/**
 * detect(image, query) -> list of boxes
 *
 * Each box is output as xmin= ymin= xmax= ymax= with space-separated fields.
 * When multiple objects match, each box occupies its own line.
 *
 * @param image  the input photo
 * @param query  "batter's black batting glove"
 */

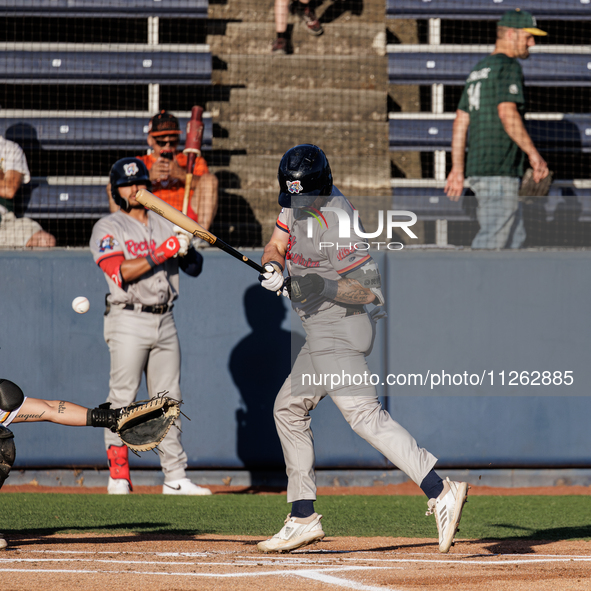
xmin=87 ymin=402 xmax=122 ymax=433
xmin=285 ymin=273 xmax=328 ymax=303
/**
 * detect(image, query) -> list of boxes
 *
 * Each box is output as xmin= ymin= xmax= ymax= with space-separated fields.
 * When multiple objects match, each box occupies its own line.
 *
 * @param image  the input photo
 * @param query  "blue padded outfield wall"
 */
xmin=1 ymin=249 xmax=590 ymax=470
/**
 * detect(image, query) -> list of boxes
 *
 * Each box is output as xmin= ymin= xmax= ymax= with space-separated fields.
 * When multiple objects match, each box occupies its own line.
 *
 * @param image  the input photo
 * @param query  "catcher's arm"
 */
xmin=12 ymin=397 xmax=121 ymax=430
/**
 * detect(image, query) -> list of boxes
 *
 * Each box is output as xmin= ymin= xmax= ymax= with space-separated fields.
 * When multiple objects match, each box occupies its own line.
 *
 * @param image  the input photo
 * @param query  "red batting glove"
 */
xmin=147 ymin=236 xmax=180 ymax=268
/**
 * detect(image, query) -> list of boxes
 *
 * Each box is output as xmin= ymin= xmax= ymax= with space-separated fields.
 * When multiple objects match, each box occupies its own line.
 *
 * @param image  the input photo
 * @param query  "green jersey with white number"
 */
xmin=458 ymin=53 xmax=526 ymax=177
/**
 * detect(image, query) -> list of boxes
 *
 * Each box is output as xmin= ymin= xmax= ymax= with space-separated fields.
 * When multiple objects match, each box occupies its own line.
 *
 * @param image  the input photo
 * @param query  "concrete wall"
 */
xmin=1 ymin=249 xmax=589 ymax=470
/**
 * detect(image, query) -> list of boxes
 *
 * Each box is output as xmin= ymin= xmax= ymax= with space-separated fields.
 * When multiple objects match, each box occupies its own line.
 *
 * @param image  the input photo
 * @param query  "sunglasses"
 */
xmin=154 ymin=138 xmax=180 ymax=147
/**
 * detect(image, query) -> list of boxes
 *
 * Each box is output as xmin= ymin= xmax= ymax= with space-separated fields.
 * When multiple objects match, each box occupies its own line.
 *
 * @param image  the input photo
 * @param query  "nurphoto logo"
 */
xmin=307 ymin=208 xmax=418 ymax=251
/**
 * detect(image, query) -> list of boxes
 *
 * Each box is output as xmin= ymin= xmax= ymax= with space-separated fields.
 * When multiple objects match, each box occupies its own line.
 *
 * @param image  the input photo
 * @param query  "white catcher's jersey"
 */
xmin=0 ymin=397 xmax=27 ymax=427
xmin=90 ymin=210 xmax=179 ymax=307
xmin=276 ymin=186 xmax=382 ymax=318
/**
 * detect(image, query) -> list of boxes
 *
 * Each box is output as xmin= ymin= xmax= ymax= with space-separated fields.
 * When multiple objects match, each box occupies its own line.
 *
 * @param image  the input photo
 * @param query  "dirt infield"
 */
xmin=2 ymin=533 xmax=591 ymax=591
xmin=4 ymin=481 xmax=591 ymax=496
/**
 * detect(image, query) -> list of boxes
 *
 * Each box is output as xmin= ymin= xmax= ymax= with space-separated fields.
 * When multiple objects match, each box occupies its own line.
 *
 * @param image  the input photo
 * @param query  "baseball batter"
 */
xmin=257 ymin=144 xmax=469 ymax=554
xmin=90 ymin=157 xmax=211 ymax=496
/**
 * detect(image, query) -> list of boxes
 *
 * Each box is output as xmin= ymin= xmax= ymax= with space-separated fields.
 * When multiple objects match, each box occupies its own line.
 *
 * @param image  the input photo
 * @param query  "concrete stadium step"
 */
xmin=212 ymin=55 xmax=388 ymax=90
xmin=214 ymin=121 xmax=388 ymax=156
xmin=209 ymin=88 xmax=387 ymax=122
xmin=208 ymin=22 xmax=387 ymax=57
xmin=209 ymin=0 xmax=386 ymax=24
xmin=213 ymin=154 xmax=391 ymax=191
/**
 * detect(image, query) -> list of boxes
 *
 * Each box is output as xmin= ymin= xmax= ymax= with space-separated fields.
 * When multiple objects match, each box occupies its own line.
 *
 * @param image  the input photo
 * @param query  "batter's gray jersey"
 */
xmin=276 ymin=187 xmax=382 ymax=317
xmin=272 ymin=187 xmax=437 ymax=501
xmin=90 ymin=210 xmax=179 ymax=306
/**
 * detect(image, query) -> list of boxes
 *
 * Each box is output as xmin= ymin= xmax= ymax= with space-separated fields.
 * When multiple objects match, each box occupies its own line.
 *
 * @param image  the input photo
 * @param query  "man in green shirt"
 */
xmin=444 ymin=9 xmax=549 ymax=249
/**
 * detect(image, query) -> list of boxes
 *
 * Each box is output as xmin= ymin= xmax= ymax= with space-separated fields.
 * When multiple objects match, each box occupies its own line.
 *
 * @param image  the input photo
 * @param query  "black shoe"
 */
xmin=290 ymin=2 xmax=324 ymax=36
xmin=272 ymin=37 xmax=288 ymax=54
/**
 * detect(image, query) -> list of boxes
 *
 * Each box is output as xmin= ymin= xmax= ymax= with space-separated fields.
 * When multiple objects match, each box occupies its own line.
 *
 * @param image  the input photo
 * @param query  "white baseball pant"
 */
xmin=274 ymin=312 xmax=437 ymax=502
xmin=103 ymin=307 xmax=188 ymax=482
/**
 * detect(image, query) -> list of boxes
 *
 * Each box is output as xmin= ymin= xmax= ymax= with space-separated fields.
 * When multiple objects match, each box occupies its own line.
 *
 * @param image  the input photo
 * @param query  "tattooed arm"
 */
xmin=13 ymin=398 xmax=88 ymax=426
xmin=334 ymin=278 xmax=376 ymax=305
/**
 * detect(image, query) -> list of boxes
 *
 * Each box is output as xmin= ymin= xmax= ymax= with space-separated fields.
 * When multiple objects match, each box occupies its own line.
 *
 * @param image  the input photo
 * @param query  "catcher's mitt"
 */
xmin=117 ymin=395 xmax=181 ymax=453
xmin=519 ymin=168 xmax=553 ymax=203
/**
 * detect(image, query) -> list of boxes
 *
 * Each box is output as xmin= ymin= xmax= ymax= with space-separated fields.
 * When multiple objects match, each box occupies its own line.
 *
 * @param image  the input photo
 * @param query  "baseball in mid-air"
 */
xmin=72 ymin=296 xmax=90 ymax=314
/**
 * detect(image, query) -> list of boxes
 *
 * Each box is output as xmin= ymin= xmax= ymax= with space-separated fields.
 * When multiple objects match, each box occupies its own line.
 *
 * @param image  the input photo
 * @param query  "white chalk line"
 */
xmin=3 ymin=553 xmax=590 ymax=591
xmin=18 ymin=549 xmax=591 ymax=562
xmin=0 ymin=565 xmax=404 ymax=591
xmin=296 ymin=570 xmax=400 ymax=591
xmin=4 ymin=556 xmax=591 ymax=566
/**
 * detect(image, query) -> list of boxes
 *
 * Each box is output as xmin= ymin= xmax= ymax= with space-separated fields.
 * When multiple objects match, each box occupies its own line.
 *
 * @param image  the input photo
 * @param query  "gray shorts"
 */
xmin=0 ymin=210 xmax=43 ymax=248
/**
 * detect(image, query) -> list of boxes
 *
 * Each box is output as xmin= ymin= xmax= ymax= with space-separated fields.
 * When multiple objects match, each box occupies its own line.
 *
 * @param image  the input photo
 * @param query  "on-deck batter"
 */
xmin=257 ymin=144 xmax=469 ymax=554
xmin=90 ymin=157 xmax=211 ymax=496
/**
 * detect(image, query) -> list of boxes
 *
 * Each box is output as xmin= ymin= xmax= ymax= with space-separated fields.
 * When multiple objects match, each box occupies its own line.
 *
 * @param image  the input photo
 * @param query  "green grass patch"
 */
xmin=1 ymin=493 xmax=591 ymax=541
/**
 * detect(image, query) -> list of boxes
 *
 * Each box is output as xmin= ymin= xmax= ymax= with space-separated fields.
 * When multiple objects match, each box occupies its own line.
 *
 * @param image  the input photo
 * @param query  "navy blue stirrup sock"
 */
xmin=291 ymin=499 xmax=315 ymax=518
xmin=420 ymin=469 xmax=444 ymax=499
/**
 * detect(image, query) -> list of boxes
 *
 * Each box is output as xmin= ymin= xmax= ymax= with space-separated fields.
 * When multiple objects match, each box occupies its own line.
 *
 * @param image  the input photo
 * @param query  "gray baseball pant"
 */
xmin=104 ymin=307 xmax=187 ymax=482
xmin=275 ymin=312 xmax=437 ymax=502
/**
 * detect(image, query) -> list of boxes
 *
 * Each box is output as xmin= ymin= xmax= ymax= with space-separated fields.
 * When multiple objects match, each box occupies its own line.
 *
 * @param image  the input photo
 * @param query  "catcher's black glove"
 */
xmin=284 ymin=273 xmax=325 ymax=303
xmin=116 ymin=395 xmax=181 ymax=453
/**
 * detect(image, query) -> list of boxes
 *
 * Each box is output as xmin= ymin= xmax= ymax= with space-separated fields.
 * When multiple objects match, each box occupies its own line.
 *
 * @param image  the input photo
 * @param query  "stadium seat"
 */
xmin=0 ymin=46 xmax=212 ymax=84
xmin=386 ymin=0 xmax=591 ymax=20
xmin=391 ymin=181 xmax=591 ymax=222
xmin=1 ymin=113 xmax=213 ymax=151
xmin=0 ymin=0 xmax=208 ymax=18
xmin=388 ymin=49 xmax=591 ymax=86
xmin=21 ymin=178 xmax=109 ymax=219
xmin=388 ymin=114 xmax=591 ymax=152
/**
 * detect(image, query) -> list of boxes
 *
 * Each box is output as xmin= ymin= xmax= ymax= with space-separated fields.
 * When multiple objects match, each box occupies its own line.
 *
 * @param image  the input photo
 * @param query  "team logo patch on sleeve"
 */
xmin=123 ymin=162 xmax=139 ymax=176
xmin=287 ymin=180 xmax=303 ymax=194
xmin=97 ymin=235 xmax=119 ymax=252
xmin=509 ymin=84 xmax=519 ymax=95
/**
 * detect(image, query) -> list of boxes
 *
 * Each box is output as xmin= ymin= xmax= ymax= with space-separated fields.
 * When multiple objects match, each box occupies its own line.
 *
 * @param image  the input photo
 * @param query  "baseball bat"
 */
xmin=136 ymin=188 xmax=265 ymax=274
xmin=181 ymin=106 xmax=204 ymax=216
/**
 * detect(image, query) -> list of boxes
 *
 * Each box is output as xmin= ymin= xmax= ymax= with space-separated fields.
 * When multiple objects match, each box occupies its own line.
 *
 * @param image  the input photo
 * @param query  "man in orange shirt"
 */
xmin=108 ymin=111 xmax=218 ymax=231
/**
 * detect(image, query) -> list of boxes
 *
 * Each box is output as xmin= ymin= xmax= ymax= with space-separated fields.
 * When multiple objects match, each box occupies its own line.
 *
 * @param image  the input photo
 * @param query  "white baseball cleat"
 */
xmin=0 ymin=534 xmax=7 ymax=550
xmin=426 ymin=477 xmax=469 ymax=553
xmin=107 ymin=477 xmax=131 ymax=495
xmin=257 ymin=513 xmax=325 ymax=553
xmin=162 ymin=478 xmax=212 ymax=496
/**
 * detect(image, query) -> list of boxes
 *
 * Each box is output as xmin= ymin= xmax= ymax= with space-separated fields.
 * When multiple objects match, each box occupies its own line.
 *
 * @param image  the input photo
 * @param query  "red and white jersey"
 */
xmin=90 ymin=210 xmax=180 ymax=307
xmin=275 ymin=187 xmax=376 ymax=317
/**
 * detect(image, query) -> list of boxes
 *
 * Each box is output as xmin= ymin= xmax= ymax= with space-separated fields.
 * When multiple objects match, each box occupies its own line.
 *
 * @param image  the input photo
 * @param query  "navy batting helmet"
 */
xmin=277 ymin=144 xmax=333 ymax=208
xmin=109 ymin=157 xmax=151 ymax=211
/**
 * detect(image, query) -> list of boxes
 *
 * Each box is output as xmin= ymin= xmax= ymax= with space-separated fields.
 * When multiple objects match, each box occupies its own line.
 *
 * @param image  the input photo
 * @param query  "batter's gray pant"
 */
xmin=275 ymin=312 xmax=437 ymax=502
xmin=104 ymin=307 xmax=187 ymax=482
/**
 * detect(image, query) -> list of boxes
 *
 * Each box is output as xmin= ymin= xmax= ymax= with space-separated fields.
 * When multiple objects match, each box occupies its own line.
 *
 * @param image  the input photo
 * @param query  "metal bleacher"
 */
xmin=387 ymin=4 xmax=591 ymax=245
xmin=387 ymin=46 xmax=591 ymax=87
xmin=391 ymin=179 xmax=591 ymax=223
xmin=0 ymin=0 xmax=209 ymax=18
xmin=389 ymin=113 xmax=591 ymax=152
xmin=386 ymin=0 xmax=591 ymax=20
xmin=0 ymin=111 xmax=213 ymax=151
xmin=0 ymin=43 xmax=211 ymax=85
xmin=0 ymin=1 xmax=212 ymax=236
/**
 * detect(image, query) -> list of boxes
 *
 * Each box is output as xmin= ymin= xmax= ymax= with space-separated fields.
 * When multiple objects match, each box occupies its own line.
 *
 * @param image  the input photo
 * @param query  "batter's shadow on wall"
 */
xmin=229 ymin=284 xmax=305 ymax=485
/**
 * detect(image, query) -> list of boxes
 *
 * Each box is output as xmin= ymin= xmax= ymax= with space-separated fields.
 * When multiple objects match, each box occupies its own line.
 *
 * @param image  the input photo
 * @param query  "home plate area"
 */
xmin=1 ymin=535 xmax=591 ymax=591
